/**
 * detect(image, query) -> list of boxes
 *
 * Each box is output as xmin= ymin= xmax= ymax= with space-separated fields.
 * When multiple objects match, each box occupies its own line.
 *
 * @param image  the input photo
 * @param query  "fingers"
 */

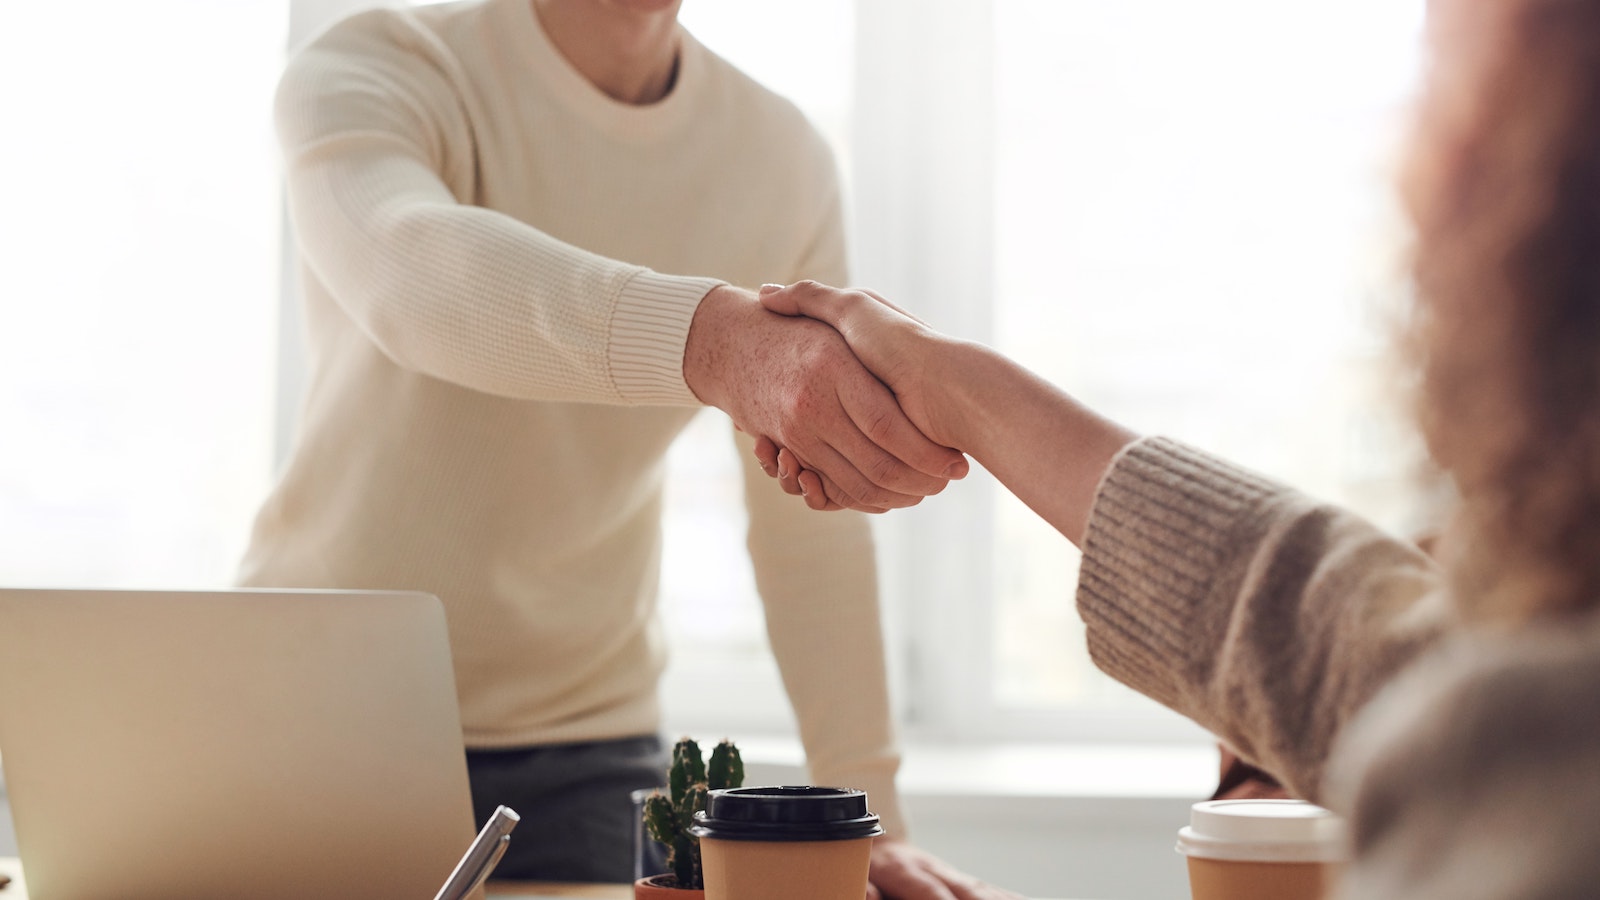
xmin=837 ymin=377 xmax=969 ymax=483
xmin=762 ymin=280 xmax=928 ymax=336
xmin=867 ymin=839 xmax=1023 ymax=900
xmin=889 ymin=871 xmax=960 ymax=900
xmin=859 ymin=287 xmax=929 ymax=325
xmin=777 ymin=446 xmax=843 ymax=511
xmin=787 ymin=454 xmax=851 ymax=512
xmin=759 ymin=280 xmax=856 ymax=328
xmin=796 ymin=467 xmax=849 ymax=512
xmin=752 ymin=435 xmax=781 ymax=480
xmin=765 ymin=443 xmax=871 ymax=512
xmin=923 ymin=864 xmax=1016 ymax=900
xmin=764 ymin=444 xmax=885 ymax=513
xmin=730 ymin=292 xmax=957 ymax=510
xmin=756 ymin=437 xmax=856 ymax=511
xmin=758 ymin=281 xmax=958 ymax=454
xmin=765 ymin=433 xmax=940 ymax=513
xmin=789 ymin=434 xmax=924 ymax=512
xmin=772 ymin=357 xmax=945 ymax=509
xmin=870 ymin=854 xmax=960 ymax=900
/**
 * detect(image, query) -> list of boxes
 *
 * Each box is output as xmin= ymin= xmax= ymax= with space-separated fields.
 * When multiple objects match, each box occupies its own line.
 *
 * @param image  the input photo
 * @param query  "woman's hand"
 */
xmin=754 ymin=282 xmax=971 ymax=509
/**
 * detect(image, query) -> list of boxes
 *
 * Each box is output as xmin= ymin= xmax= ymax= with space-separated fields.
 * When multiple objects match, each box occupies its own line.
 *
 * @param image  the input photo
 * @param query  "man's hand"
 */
xmin=867 ymin=839 xmax=1025 ymax=900
xmin=684 ymin=285 xmax=967 ymax=512
xmin=751 ymin=281 xmax=973 ymax=507
xmin=757 ymin=281 xmax=958 ymax=444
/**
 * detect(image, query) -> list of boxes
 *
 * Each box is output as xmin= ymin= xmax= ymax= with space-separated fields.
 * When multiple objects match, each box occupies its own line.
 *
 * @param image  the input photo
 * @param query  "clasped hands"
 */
xmin=683 ymin=281 xmax=963 ymax=513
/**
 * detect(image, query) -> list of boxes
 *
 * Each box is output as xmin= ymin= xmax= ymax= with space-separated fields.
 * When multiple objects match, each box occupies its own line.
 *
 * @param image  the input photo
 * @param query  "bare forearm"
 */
xmin=933 ymin=341 xmax=1139 ymax=546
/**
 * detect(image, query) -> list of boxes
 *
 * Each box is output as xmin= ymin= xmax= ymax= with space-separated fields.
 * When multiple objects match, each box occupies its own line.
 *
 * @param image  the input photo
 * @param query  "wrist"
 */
xmin=931 ymin=338 xmax=1005 ymax=450
xmin=682 ymin=284 xmax=754 ymax=409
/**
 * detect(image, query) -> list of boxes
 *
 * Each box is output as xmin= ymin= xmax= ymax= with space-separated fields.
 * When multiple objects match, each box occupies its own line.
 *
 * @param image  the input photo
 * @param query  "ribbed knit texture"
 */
xmin=1077 ymin=437 xmax=1280 ymax=710
xmin=240 ymin=0 xmax=906 ymax=835
xmin=1078 ymin=436 xmax=1444 ymax=801
xmin=1079 ymin=436 xmax=1600 ymax=898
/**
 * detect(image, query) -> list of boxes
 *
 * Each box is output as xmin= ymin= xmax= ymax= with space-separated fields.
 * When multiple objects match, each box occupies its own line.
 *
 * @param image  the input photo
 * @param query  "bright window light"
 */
xmin=0 ymin=2 xmax=285 ymax=588
xmin=989 ymin=0 xmax=1429 ymax=711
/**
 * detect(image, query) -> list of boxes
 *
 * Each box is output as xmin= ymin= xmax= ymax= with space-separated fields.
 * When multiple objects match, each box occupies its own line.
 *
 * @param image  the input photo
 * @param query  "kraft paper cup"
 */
xmin=1176 ymin=799 xmax=1348 ymax=900
xmin=690 ymin=786 xmax=883 ymax=900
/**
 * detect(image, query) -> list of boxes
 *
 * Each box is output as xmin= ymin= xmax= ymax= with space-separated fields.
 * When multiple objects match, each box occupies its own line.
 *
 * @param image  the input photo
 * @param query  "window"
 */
xmin=0 ymin=2 xmax=285 ymax=590
xmin=667 ymin=1 xmax=1429 ymax=743
xmin=2 ymin=0 xmax=1432 ymax=752
xmin=981 ymin=0 xmax=1429 ymax=728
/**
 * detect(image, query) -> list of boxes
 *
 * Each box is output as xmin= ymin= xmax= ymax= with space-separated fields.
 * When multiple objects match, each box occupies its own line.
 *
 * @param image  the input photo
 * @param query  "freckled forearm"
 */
xmin=682 ymin=285 xmax=753 ymax=410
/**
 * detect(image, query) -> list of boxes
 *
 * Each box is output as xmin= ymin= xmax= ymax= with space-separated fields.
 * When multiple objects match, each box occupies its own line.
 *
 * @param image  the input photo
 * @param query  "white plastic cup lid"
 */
xmin=1175 ymin=799 xmax=1348 ymax=863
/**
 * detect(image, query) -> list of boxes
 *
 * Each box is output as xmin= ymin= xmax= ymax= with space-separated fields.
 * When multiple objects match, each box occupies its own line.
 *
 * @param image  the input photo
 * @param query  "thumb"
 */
xmin=758 ymin=282 xmax=800 ymax=316
xmin=758 ymin=281 xmax=850 ymax=328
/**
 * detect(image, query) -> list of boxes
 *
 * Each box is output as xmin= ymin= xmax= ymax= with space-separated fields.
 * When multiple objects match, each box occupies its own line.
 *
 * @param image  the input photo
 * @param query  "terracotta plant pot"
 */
xmin=634 ymin=874 xmax=705 ymax=899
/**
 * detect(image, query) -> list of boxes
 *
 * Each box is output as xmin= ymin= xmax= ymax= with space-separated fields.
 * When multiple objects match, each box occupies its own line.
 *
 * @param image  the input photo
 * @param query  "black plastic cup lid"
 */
xmin=688 ymin=786 xmax=884 ymax=842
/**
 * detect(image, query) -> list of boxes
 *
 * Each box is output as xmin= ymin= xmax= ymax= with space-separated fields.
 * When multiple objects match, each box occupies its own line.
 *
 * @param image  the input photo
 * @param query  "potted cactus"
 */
xmin=635 ymin=737 xmax=744 ymax=898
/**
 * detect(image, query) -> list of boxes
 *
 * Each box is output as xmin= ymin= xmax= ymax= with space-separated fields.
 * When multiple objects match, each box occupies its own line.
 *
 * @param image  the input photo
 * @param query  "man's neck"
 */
xmin=532 ymin=0 xmax=682 ymax=105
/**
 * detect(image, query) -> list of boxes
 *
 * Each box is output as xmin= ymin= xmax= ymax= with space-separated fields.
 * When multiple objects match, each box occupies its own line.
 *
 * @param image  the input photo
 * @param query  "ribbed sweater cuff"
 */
xmin=608 ymin=270 xmax=725 ymax=405
xmin=1075 ymin=436 xmax=1281 ymax=710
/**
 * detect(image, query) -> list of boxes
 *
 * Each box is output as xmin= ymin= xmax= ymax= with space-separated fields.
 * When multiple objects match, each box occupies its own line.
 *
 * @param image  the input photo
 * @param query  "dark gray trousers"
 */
xmin=466 ymin=735 xmax=669 ymax=883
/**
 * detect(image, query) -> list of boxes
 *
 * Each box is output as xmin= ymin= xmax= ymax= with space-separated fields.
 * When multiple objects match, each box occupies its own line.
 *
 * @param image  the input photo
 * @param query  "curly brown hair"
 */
xmin=1405 ymin=0 xmax=1600 ymax=621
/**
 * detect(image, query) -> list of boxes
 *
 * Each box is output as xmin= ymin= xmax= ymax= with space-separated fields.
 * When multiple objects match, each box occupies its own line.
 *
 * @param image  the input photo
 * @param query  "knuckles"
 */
xmin=857 ymin=404 xmax=898 ymax=447
xmin=776 ymin=383 xmax=825 ymax=426
xmin=860 ymin=450 xmax=902 ymax=489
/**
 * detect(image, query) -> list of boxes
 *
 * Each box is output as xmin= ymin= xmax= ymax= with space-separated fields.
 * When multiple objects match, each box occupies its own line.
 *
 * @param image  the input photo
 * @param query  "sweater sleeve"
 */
xmin=1076 ymin=436 xmax=1451 ymax=804
xmin=274 ymin=12 xmax=723 ymax=405
xmin=736 ymin=428 xmax=905 ymax=837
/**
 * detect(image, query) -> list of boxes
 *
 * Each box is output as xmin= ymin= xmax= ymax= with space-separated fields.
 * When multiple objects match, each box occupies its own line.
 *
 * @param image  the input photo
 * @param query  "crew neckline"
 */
xmin=497 ymin=0 xmax=704 ymax=142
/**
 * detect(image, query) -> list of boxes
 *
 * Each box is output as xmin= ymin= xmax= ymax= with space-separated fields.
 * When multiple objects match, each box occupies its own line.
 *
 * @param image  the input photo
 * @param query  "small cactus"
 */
xmin=643 ymin=737 xmax=743 ymax=889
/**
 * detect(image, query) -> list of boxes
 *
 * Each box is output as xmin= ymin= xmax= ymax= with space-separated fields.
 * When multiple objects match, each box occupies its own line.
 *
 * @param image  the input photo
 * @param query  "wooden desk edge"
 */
xmin=0 ymin=858 xmax=1079 ymax=899
xmin=0 ymin=858 xmax=631 ymax=899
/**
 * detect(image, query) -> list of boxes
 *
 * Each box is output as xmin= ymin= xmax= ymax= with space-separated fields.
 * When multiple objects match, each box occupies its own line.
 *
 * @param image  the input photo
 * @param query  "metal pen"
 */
xmin=433 ymin=805 xmax=520 ymax=900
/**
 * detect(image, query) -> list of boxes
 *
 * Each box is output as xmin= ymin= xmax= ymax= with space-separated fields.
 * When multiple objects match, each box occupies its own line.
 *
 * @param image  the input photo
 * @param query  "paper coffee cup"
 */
xmin=690 ymin=786 xmax=883 ymax=900
xmin=1176 ymin=799 xmax=1347 ymax=900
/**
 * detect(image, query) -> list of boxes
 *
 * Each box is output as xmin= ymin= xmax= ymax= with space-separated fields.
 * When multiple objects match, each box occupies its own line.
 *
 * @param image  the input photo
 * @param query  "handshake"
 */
xmin=682 ymin=280 xmax=975 ymax=514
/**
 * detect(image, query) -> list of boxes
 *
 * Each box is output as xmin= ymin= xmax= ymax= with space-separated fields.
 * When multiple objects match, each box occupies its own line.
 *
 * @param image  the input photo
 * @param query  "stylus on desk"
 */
xmin=434 ymin=804 xmax=519 ymax=900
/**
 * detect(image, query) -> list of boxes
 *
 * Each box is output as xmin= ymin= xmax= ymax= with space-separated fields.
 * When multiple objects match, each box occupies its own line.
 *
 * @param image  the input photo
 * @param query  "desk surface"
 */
xmin=0 ymin=857 xmax=628 ymax=899
xmin=0 ymin=857 xmax=1087 ymax=899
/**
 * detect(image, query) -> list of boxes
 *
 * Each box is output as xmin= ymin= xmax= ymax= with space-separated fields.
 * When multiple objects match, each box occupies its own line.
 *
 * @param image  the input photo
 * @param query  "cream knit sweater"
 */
xmin=1082 ymin=437 xmax=1600 ymax=898
xmin=239 ymin=0 xmax=905 ymax=834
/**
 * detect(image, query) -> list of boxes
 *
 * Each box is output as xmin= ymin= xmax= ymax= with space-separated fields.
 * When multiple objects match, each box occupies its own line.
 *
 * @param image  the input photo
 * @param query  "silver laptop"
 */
xmin=0 ymin=588 xmax=480 ymax=900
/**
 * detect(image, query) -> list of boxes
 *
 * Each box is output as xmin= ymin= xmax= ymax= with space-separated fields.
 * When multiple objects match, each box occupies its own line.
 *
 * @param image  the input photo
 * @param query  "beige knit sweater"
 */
xmin=239 ymin=0 xmax=905 ymax=834
xmin=1081 ymin=437 xmax=1600 ymax=898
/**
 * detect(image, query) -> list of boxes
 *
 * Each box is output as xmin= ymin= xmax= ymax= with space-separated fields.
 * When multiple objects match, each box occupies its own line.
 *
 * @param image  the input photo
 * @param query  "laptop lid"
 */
xmin=0 ymin=588 xmax=479 ymax=900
